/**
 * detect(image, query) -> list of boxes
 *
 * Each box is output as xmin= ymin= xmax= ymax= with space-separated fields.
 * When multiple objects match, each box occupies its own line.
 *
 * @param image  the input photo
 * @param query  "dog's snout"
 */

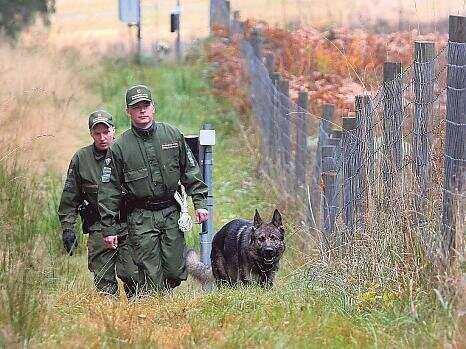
xmin=263 ymin=246 xmax=275 ymax=257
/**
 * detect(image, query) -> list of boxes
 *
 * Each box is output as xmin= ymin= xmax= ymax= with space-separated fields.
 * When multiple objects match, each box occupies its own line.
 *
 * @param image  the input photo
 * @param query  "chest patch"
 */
xmin=101 ymin=166 xmax=112 ymax=183
xmin=161 ymin=142 xmax=179 ymax=150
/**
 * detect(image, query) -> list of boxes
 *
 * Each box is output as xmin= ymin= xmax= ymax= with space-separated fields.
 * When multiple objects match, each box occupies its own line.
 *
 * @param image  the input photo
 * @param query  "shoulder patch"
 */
xmin=64 ymin=178 xmax=73 ymax=190
xmin=186 ymin=146 xmax=196 ymax=167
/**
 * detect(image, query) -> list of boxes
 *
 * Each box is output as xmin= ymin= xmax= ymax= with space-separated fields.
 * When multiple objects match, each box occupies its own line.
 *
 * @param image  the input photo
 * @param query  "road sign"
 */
xmin=119 ymin=0 xmax=140 ymax=24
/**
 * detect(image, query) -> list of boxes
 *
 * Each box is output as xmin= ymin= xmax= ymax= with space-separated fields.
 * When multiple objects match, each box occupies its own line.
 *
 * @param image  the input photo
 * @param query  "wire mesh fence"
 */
xmin=212 ymin=2 xmax=464 ymax=261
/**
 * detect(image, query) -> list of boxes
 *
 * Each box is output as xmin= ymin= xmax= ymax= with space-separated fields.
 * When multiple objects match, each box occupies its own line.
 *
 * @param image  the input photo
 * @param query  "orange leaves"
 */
xmin=261 ymin=26 xmax=447 ymax=114
xmin=206 ymin=20 xmax=447 ymax=120
xmin=205 ymin=38 xmax=250 ymax=113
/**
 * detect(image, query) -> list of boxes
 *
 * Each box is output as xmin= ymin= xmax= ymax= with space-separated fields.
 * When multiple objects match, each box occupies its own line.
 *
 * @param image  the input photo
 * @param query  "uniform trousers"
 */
xmin=87 ymin=230 xmax=139 ymax=298
xmin=127 ymin=205 xmax=187 ymax=293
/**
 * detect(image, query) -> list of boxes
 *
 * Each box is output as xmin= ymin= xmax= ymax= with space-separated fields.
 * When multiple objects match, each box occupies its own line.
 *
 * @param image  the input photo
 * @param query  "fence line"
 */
xmin=212 ymin=4 xmax=464 ymax=260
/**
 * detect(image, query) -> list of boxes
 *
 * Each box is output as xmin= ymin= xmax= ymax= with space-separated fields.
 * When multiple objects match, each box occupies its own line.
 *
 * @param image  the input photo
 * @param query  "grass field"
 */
xmin=0 ymin=1 xmax=464 ymax=347
xmin=30 ymin=0 xmax=466 ymax=56
xmin=0 ymin=38 xmax=462 ymax=346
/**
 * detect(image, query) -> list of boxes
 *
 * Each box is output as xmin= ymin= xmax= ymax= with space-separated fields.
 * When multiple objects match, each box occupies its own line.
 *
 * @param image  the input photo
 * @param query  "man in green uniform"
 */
xmin=98 ymin=85 xmax=208 ymax=294
xmin=58 ymin=110 xmax=139 ymax=298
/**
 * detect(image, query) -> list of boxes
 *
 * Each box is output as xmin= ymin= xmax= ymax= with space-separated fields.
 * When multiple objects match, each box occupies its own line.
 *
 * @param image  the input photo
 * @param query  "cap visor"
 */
xmin=127 ymin=97 xmax=152 ymax=106
xmin=90 ymin=121 xmax=113 ymax=129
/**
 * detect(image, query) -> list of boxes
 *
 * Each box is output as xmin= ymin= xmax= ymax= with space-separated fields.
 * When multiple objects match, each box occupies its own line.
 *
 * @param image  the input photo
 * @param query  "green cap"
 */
xmin=126 ymin=84 xmax=152 ymax=106
xmin=88 ymin=110 xmax=114 ymax=129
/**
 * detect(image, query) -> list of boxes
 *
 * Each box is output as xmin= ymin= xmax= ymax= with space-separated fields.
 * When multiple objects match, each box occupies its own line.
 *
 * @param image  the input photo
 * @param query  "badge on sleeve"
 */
xmin=186 ymin=147 xmax=196 ymax=167
xmin=101 ymin=166 xmax=112 ymax=183
xmin=63 ymin=168 xmax=73 ymax=190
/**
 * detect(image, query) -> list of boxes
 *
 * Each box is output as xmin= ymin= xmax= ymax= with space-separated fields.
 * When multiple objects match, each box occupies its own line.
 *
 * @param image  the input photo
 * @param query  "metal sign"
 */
xmin=119 ymin=0 xmax=140 ymax=24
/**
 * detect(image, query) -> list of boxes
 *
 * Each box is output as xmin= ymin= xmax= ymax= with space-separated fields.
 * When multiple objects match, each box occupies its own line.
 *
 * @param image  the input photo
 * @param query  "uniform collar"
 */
xmin=132 ymin=123 xmax=156 ymax=138
xmin=92 ymin=144 xmax=107 ymax=160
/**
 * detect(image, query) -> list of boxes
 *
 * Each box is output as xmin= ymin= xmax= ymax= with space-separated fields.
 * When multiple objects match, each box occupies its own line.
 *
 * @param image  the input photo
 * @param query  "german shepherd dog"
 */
xmin=186 ymin=209 xmax=285 ymax=288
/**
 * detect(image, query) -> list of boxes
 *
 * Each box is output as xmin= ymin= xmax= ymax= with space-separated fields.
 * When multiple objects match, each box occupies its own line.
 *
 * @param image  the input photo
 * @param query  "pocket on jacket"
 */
xmin=123 ymin=168 xmax=150 ymax=196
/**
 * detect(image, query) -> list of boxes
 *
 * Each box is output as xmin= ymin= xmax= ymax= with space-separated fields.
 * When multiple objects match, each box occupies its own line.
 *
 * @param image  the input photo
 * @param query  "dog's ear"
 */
xmin=249 ymin=230 xmax=255 ymax=244
xmin=253 ymin=209 xmax=262 ymax=229
xmin=272 ymin=209 xmax=282 ymax=228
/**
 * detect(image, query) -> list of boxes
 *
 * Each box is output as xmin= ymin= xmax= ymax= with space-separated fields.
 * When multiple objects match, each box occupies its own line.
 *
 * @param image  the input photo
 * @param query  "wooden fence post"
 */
xmin=295 ymin=91 xmax=309 ymax=189
xmin=270 ymin=72 xmax=281 ymax=167
xmin=413 ymin=41 xmax=435 ymax=201
xmin=354 ymin=96 xmax=372 ymax=231
xmin=356 ymin=95 xmax=375 ymax=187
xmin=322 ymin=145 xmax=337 ymax=253
xmin=250 ymin=28 xmax=263 ymax=61
xmin=231 ymin=10 xmax=241 ymax=35
xmin=342 ymin=116 xmax=357 ymax=241
xmin=382 ymin=62 xmax=403 ymax=206
xmin=278 ymin=79 xmax=291 ymax=174
xmin=265 ymin=52 xmax=276 ymax=77
xmin=442 ymin=15 xmax=466 ymax=257
xmin=310 ymin=104 xmax=335 ymax=229
xmin=327 ymin=135 xmax=343 ymax=212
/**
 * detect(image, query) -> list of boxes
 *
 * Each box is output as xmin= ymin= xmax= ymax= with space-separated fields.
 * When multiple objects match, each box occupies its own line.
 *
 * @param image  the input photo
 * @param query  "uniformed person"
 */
xmin=98 ymin=85 xmax=209 ymax=294
xmin=58 ymin=110 xmax=139 ymax=298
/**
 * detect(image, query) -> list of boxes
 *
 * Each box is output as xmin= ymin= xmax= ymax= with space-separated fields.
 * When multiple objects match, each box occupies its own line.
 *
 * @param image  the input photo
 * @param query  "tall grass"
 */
xmin=0 ymin=163 xmax=50 ymax=344
xmin=0 ymin=41 xmax=91 ymax=175
xmin=0 ymin=36 xmax=461 ymax=347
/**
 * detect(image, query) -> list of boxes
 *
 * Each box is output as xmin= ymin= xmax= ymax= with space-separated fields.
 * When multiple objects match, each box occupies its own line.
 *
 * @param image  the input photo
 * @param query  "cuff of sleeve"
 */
xmin=193 ymin=196 xmax=207 ymax=211
xmin=102 ymin=229 xmax=117 ymax=238
xmin=61 ymin=223 xmax=74 ymax=231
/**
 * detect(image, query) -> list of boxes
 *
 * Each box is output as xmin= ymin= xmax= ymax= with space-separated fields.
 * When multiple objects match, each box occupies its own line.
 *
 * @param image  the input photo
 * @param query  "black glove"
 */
xmin=62 ymin=228 xmax=77 ymax=255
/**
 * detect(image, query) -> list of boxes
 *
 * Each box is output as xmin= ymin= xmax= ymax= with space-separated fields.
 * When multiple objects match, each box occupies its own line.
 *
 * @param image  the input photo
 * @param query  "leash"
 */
xmin=174 ymin=185 xmax=193 ymax=232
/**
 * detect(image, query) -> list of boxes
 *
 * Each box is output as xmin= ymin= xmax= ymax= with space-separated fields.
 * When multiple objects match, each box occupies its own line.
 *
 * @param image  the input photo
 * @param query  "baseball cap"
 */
xmin=88 ymin=110 xmax=114 ymax=129
xmin=126 ymin=84 xmax=152 ymax=106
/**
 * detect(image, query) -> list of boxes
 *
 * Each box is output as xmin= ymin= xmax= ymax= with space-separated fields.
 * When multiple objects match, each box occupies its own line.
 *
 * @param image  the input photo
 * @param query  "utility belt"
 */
xmin=78 ymin=200 xmax=100 ymax=234
xmin=132 ymin=197 xmax=178 ymax=211
xmin=79 ymin=198 xmax=128 ymax=233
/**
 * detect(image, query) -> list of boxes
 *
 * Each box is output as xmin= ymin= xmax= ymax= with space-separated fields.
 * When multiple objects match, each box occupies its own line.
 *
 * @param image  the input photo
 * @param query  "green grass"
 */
xmin=0 ymin=47 xmax=459 ymax=347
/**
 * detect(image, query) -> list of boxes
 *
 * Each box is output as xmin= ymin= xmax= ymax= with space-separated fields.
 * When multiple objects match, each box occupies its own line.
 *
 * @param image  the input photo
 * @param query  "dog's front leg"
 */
xmin=259 ymin=272 xmax=275 ymax=288
xmin=238 ymin=265 xmax=251 ymax=286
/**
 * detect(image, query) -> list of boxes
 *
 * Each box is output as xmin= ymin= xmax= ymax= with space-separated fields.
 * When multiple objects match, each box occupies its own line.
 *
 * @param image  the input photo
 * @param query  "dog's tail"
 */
xmin=185 ymin=248 xmax=214 ymax=285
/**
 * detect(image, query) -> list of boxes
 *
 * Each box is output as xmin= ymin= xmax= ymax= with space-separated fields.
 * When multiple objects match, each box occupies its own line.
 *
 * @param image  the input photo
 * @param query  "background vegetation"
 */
xmin=0 ymin=1 xmax=464 ymax=347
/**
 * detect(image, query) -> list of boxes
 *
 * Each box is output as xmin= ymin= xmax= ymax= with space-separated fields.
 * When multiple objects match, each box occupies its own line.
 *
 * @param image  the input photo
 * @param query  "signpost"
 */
xmin=119 ymin=0 xmax=141 ymax=63
xmin=171 ymin=1 xmax=181 ymax=62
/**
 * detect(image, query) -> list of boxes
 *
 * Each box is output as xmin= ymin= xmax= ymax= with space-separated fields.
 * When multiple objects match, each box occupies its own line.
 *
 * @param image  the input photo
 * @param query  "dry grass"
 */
xmin=0 ymin=41 xmax=95 ymax=175
xmin=20 ymin=0 xmax=466 ymax=57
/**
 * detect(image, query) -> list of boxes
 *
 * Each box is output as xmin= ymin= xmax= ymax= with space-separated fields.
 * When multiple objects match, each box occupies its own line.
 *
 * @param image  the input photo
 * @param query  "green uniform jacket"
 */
xmin=58 ymin=144 xmax=106 ymax=233
xmin=98 ymin=122 xmax=208 ymax=237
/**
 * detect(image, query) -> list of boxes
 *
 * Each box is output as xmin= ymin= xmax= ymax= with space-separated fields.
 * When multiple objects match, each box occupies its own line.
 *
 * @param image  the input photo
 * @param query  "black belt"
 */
xmin=133 ymin=198 xmax=178 ymax=211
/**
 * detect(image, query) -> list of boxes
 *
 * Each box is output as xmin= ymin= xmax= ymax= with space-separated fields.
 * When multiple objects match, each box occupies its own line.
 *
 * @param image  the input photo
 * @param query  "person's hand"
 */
xmin=62 ymin=228 xmax=78 ymax=255
xmin=195 ymin=209 xmax=208 ymax=224
xmin=103 ymin=235 xmax=118 ymax=250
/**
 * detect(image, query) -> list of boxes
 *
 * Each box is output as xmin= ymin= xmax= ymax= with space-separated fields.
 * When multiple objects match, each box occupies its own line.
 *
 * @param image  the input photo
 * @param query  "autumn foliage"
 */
xmin=206 ymin=21 xmax=448 ymax=114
